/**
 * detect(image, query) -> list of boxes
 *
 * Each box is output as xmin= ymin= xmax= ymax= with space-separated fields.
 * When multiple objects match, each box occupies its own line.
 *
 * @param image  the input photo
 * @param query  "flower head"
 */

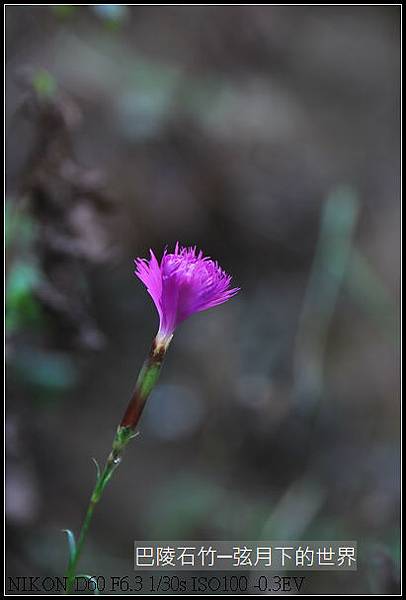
xmin=134 ymin=243 xmax=240 ymax=343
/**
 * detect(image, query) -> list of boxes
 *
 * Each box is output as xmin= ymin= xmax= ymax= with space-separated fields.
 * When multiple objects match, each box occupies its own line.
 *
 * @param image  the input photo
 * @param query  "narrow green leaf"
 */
xmin=62 ymin=529 xmax=76 ymax=568
xmin=92 ymin=457 xmax=101 ymax=481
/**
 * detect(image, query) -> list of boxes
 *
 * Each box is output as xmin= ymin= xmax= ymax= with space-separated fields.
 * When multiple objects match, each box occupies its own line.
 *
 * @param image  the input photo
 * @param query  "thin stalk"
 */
xmin=65 ymin=490 xmax=97 ymax=593
xmin=64 ymin=336 xmax=170 ymax=594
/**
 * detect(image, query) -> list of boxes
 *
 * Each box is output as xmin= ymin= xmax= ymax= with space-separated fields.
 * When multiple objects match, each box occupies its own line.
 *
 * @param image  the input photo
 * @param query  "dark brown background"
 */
xmin=6 ymin=5 xmax=400 ymax=594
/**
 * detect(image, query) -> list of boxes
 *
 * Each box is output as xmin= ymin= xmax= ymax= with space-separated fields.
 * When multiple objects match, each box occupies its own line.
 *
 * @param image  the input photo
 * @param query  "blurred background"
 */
xmin=5 ymin=5 xmax=400 ymax=595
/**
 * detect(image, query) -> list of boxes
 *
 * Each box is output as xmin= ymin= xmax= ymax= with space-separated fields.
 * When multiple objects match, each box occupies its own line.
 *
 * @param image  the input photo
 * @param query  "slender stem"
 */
xmin=65 ymin=493 xmax=97 ymax=593
xmin=65 ymin=433 xmax=128 ymax=594
xmin=64 ymin=335 xmax=171 ymax=594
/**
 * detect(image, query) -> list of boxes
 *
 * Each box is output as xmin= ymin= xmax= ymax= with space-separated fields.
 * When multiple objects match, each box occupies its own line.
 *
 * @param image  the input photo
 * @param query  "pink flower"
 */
xmin=134 ymin=243 xmax=240 ymax=343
